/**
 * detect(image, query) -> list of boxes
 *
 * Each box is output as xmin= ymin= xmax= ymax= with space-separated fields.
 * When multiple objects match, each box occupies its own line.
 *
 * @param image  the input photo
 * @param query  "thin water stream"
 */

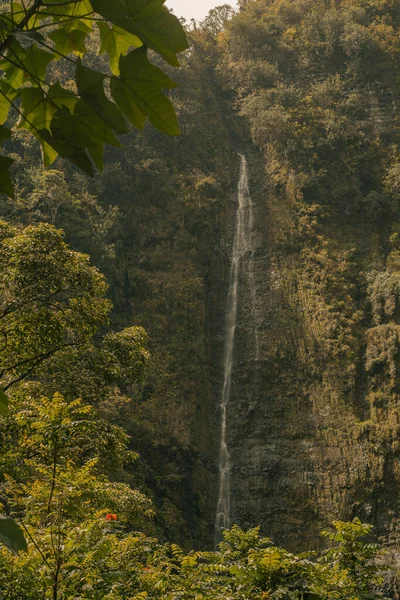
xmin=214 ymin=154 xmax=258 ymax=543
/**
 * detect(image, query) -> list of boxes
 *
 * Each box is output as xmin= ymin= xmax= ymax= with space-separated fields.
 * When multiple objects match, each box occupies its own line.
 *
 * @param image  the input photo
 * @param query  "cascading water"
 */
xmin=214 ymin=154 xmax=259 ymax=543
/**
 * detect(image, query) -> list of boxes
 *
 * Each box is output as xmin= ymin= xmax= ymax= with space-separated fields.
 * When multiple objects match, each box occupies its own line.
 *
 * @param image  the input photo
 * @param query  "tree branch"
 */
xmin=0 ymin=0 xmax=44 ymax=57
xmin=2 ymin=342 xmax=80 ymax=390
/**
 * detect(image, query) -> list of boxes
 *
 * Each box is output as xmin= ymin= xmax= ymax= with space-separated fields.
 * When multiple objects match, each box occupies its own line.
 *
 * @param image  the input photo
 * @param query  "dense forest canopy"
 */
xmin=1 ymin=0 xmax=400 ymax=596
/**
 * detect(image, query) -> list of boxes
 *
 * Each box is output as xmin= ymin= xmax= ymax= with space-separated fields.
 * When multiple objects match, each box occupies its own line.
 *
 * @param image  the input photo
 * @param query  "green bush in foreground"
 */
xmin=0 ymin=391 xmax=391 ymax=599
xmin=0 ymin=519 xmax=390 ymax=599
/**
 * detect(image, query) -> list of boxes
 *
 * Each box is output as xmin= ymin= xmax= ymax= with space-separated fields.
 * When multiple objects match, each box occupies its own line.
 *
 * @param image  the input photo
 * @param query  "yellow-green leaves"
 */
xmin=0 ymin=517 xmax=27 ymax=554
xmin=98 ymin=22 xmax=142 ymax=75
xmin=49 ymin=28 xmax=88 ymax=57
xmin=91 ymin=0 xmax=188 ymax=66
xmin=0 ymin=386 xmax=26 ymax=555
xmin=0 ymin=83 xmax=16 ymax=124
xmin=18 ymin=87 xmax=58 ymax=165
xmin=44 ymin=0 xmax=94 ymax=33
xmin=0 ymin=0 xmax=188 ymax=196
xmin=19 ymin=87 xmax=55 ymax=133
xmin=111 ymin=47 xmax=179 ymax=136
xmin=2 ymin=44 xmax=54 ymax=91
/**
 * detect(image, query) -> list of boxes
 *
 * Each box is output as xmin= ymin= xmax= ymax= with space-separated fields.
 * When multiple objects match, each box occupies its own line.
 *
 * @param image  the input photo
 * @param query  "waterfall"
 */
xmin=214 ymin=154 xmax=258 ymax=543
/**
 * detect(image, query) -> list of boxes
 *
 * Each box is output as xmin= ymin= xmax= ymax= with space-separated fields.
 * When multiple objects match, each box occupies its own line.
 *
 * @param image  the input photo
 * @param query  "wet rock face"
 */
xmin=214 ymin=155 xmax=313 ymax=543
xmin=213 ymin=154 xmax=316 ymax=547
xmin=213 ymin=152 xmax=400 ymax=552
xmin=220 ymin=173 xmax=320 ymax=549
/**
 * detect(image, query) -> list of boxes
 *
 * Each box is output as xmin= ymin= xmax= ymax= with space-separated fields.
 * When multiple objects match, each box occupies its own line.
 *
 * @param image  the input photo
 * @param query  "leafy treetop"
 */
xmin=0 ymin=220 xmax=149 ymax=393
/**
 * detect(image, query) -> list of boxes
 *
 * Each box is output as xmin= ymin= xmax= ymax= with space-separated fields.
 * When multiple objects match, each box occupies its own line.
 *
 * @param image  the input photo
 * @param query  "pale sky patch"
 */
xmin=166 ymin=0 xmax=236 ymax=21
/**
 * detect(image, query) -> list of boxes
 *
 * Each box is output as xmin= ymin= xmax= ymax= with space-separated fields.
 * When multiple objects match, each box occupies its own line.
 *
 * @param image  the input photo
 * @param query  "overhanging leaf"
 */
xmin=48 ymin=98 xmax=121 ymax=173
xmin=71 ymin=99 xmax=122 ymax=168
xmin=23 ymin=46 xmax=54 ymax=83
xmin=110 ymin=47 xmax=179 ymax=135
xmin=40 ymin=125 xmax=94 ymax=175
xmin=18 ymin=87 xmax=59 ymax=166
xmin=97 ymin=22 xmax=142 ymax=75
xmin=91 ymin=0 xmax=188 ymax=66
xmin=45 ymin=83 xmax=79 ymax=165
xmin=109 ymin=80 xmax=146 ymax=130
xmin=0 ymin=516 xmax=27 ymax=553
xmin=2 ymin=41 xmax=54 ymax=89
xmin=76 ymin=60 xmax=128 ymax=134
xmin=19 ymin=84 xmax=79 ymax=166
xmin=0 ymin=126 xmax=11 ymax=143
xmin=0 ymin=83 xmax=17 ymax=125
xmin=0 ymin=156 xmax=15 ymax=198
xmin=0 ymin=387 xmax=8 ymax=415
xmin=49 ymin=28 xmax=88 ymax=57
xmin=10 ymin=2 xmax=26 ymax=25
xmin=1 ymin=53 xmax=25 ymax=89
xmin=19 ymin=87 xmax=56 ymax=132
xmin=44 ymin=0 xmax=93 ymax=33
xmin=12 ymin=30 xmax=45 ymax=49
xmin=47 ymin=82 xmax=79 ymax=112
xmin=0 ymin=3 xmax=25 ymax=33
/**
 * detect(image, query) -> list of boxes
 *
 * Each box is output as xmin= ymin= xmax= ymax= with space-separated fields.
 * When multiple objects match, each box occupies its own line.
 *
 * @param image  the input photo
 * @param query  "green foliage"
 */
xmin=0 ymin=390 xmax=154 ymax=597
xmin=4 ymin=0 xmax=400 ymax=568
xmin=0 ymin=215 xmax=150 ymax=555
xmin=0 ymin=0 xmax=188 ymax=193
xmin=312 ymin=519 xmax=384 ymax=599
xmin=0 ymin=455 xmax=390 ymax=600
xmin=0 ymin=385 xmax=26 ymax=554
xmin=110 ymin=46 xmax=179 ymax=135
xmin=0 ymin=220 xmax=109 ymax=389
xmin=0 ymin=220 xmax=149 ymax=394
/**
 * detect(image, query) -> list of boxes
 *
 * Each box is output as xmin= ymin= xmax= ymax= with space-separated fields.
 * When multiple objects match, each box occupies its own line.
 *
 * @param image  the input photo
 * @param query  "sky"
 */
xmin=166 ymin=0 xmax=236 ymax=21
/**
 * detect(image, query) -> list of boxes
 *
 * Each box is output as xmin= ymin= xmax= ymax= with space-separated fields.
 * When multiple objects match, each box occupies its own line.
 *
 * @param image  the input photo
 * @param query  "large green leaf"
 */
xmin=0 ymin=0 xmax=184 ymax=179
xmin=25 ymin=82 xmax=110 ymax=173
xmin=0 ymin=15 xmax=13 ymax=35
xmin=0 ymin=3 xmax=23 ymax=34
xmin=0 ymin=156 xmax=15 ymax=198
xmin=2 ymin=44 xmax=54 ymax=87
xmin=91 ymin=0 xmax=188 ymax=66
xmin=72 ymin=100 xmax=122 ymax=167
xmin=49 ymin=99 xmax=121 ymax=172
xmin=23 ymin=46 xmax=54 ymax=83
xmin=109 ymin=82 xmax=146 ymax=131
xmin=19 ymin=87 xmax=56 ymax=132
xmin=18 ymin=87 xmax=59 ymax=165
xmin=10 ymin=2 xmax=26 ymax=25
xmin=76 ymin=61 xmax=128 ymax=134
xmin=12 ymin=30 xmax=45 ymax=50
xmin=44 ymin=0 xmax=93 ymax=33
xmin=19 ymin=84 xmax=79 ymax=166
xmin=49 ymin=28 xmax=88 ymax=57
xmin=47 ymin=82 xmax=79 ymax=112
xmin=0 ymin=516 xmax=27 ymax=553
xmin=97 ymin=22 xmax=142 ymax=75
xmin=0 ymin=387 xmax=8 ymax=415
xmin=0 ymin=83 xmax=16 ymax=124
xmin=1 ymin=51 xmax=25 ymax=89
xmin=0 ymin=126 xmax=11 ymax=143
xmin=110 ymin=47 xmax=179 ymax=135
xmin=40 ymin=125 xmax=94 ymax=175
